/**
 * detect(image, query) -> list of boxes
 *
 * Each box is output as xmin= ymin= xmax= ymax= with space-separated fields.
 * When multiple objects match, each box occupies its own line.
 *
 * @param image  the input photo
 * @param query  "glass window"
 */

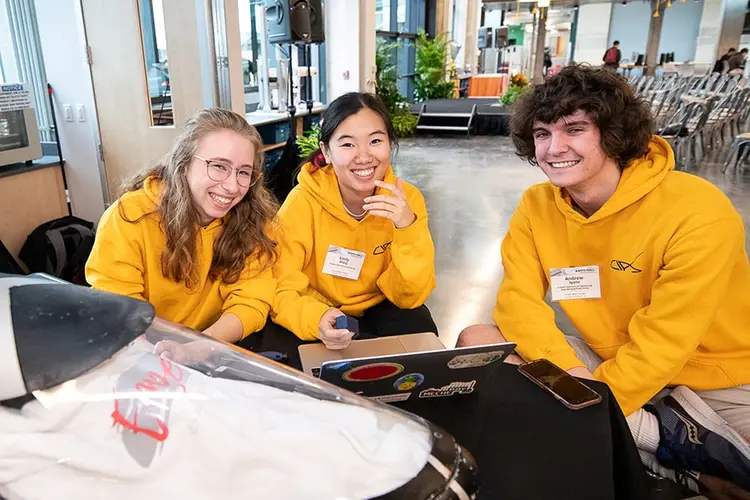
xmin=376 ymin=0 xmax=426 ymax=102
xmin=397 ymin=0 xmax=407 ymax=32
xmin=239 ymin=1 xmax=326 ymax=112
xmin=376 ymin=0 xmax=392 ymax=31
xmin=138 ymin=0 xmax=173 ymax=126
xmin=239 ymin=0 xmax=264 ymax=113
xmin=1 ymin=0 xmax=55 ymax=142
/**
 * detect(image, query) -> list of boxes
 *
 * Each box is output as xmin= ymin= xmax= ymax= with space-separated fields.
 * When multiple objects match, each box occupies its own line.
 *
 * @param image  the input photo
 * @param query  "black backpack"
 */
xmin=18 ymin=216 xmax=95 ymax=285
xmin=0 ymin=239 xmax=24 ymax=275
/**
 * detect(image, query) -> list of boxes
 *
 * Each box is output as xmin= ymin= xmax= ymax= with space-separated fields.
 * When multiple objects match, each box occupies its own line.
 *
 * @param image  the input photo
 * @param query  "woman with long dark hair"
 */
xmin=243 ymin=92 xmax=437 ymax=368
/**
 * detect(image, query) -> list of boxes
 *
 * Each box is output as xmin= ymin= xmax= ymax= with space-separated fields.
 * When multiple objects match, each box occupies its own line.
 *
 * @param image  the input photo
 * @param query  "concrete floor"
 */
xmin=392 ymin=136 xmax=750 ymax=348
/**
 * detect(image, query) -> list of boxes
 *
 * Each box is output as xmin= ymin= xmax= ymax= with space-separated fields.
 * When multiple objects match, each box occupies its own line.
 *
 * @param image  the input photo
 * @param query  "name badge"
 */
xmin=550 ymin=266 xmax=601 ymax=301
xmin=322 ymin=245 xmax=366 ymax=280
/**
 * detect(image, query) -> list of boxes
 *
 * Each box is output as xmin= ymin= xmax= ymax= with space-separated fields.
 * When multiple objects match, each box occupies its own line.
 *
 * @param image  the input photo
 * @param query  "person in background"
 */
xmin=240 ymin=92 xmax=437 ymax=369
xmin=713 ymin=47 xmax=736 ymax=74
xmin=728 ymin=48 xmax=748 ymax=73
xmin=602 ymin=41 xmax=621 ymax=70
xmin=86 ymin=108 xmax=278 ymax=349
xmin=543 ymin=48 xmax=553 ymax=77
xmin=457 ymin=66 xmax=750 ymax=498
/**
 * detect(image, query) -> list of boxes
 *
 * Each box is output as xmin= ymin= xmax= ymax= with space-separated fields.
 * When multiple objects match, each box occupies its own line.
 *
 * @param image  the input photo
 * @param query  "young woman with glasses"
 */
xmin=86 ymin=108 xmax=278 ymax=347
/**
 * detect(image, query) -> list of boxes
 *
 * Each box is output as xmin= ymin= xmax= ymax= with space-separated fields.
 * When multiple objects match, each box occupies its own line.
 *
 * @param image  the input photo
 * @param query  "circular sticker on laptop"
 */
xmin=342 ymin=363 xmax=404 ymax=382
xmin=393 ymin=373 xmax=425 ymax=391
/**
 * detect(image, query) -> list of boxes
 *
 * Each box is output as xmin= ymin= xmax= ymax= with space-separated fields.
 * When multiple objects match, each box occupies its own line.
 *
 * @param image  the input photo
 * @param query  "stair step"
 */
xmin=421 ymin=112 xmax=474 ymax=118
xmin=417 ymin=125 xmax=470 ymax=131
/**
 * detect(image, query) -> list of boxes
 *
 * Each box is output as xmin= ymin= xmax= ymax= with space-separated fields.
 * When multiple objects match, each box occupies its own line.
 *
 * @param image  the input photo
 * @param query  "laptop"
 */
xmin=309 ymin=340 xmax=517 ymax=403
xmin=299 ymin=333 xmax=446 ymax=377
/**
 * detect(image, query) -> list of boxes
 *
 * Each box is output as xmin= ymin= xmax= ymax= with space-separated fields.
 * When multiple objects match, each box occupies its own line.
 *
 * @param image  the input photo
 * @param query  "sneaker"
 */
xmin=650 ymin=386 xmax=750 ymax=492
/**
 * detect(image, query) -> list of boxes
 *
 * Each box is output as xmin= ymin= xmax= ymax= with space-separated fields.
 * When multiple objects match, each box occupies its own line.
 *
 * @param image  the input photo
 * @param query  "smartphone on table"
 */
xmin=518 ymin=358 xmax=602 ymax=410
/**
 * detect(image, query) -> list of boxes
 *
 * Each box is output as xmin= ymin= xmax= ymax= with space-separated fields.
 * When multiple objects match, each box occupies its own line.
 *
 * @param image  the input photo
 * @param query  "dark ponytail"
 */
xmin=305 ymin=92 xmax=398 ymax=172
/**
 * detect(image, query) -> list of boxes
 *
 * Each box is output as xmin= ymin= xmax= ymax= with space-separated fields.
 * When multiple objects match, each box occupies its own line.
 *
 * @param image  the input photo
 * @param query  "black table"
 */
xmin=396 ymin=363 xmax=648 ymax=500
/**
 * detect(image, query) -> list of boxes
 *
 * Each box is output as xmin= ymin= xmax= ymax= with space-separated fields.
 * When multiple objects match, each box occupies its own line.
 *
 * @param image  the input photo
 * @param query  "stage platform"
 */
xmin=409 ymin=98 xmax=511 ymax=136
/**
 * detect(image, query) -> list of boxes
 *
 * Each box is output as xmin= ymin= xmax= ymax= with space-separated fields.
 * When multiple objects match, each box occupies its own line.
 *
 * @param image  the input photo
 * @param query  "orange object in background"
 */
xmin=468 ymin=74 xmax=509 ymax=97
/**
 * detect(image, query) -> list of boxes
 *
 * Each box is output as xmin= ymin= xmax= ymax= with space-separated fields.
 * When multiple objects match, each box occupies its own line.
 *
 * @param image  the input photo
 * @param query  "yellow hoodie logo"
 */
xmin=610 ymin=253 xmax=643 ymax=274
xmin=374 ymin=242 xmax=392 ymax=255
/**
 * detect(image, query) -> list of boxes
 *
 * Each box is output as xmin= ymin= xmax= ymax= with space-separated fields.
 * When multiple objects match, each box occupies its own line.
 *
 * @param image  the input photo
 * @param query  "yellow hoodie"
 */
xmin=272 ymin=163 xmax=436 ymax=340
xmin=495 ymin=137 xmax=750 ymax=415
xmin=86 ymin=177 xmax=276 ymax=338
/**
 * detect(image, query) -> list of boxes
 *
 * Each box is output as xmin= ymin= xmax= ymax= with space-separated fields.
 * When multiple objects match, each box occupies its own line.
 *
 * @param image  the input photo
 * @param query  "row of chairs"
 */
xmin=630 ymin=74 xmax=749 ymax=171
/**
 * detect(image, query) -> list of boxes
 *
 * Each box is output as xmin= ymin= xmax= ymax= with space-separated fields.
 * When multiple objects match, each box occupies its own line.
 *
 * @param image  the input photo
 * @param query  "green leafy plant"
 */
xmin=376 ymin=39 xmax=404 ymax=115
xmin=392 ymin=109 xmax=418 ymax=137
xmin=296 ymin=124 xmax=321 ymax=159
xmin=376 ymin=39 xmax=417 ymax=138
xmin=414 ymin=29 xmax=455 ymax=101
xmin=499 ymin=73 xmax=531 ymax=107
xmin=499 ymin=85 xmax=531 ymax=107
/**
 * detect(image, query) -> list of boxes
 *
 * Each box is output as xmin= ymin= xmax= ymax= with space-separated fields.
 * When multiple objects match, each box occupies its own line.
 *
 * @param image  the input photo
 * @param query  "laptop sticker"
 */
xmin=419 ymin=380 xmax=477 ymax=398
xmin=371 ymin=393 xmax=411 ymax=403
xmin=448 ymin=351 xmax=506 ymax=369
xmin=342 ymin=363 xmax=404 ymax=382
xmin=393 ymin=373 xmax=425 ymax=392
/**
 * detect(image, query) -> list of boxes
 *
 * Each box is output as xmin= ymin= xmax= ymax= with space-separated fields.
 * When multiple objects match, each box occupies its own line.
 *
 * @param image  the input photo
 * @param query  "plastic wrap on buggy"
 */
xmin=0 ymin=274 xmax=479 ymax=500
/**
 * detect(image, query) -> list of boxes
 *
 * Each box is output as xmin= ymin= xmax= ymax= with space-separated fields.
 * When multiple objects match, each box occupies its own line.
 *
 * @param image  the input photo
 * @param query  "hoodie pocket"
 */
xmin=682 ymin=357 xmax=739 ymax=388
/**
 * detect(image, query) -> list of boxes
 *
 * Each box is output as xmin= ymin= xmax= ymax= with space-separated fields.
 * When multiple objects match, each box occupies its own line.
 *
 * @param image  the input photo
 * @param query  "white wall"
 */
xmin=452 ymin=0 xmax=467 ymax=69
xmin=693 ymin=0 xmax=745 ymax=64
xmin=695 ymin=0 xmax=726 ymax=63
xmin=484 ymin=8 xmax=503 ymax=28
xmin=573 ymin=3 xmax=612 ymax=65
xmin=325 ymin=0 xmax=376 ymax=99
xmin=326 ymin=0 xmax=362 ymax=98
xmin=35 ymin=0 xmax=107 ymax=223
xmin=717 ymin=0 xmax=747 ymax=58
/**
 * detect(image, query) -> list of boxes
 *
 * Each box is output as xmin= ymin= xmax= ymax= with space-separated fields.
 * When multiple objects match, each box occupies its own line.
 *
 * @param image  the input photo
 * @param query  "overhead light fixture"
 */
xmin=538 ymin=0 xmax=550 ymax=8
xmin=622 ymin=0 xmax=628 ymax=5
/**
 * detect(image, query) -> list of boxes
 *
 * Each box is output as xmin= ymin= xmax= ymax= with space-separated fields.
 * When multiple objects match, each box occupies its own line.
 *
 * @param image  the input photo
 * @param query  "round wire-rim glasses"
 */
xmin=194 ymin=155 xmax=263 ymax=188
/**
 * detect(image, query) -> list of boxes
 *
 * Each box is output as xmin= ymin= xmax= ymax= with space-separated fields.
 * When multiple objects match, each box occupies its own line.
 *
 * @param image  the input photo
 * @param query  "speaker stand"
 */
xmin=287 ymin=43 xmax=296 ymax=135
xmin=301 ymin=44 xmax=315 ymax=132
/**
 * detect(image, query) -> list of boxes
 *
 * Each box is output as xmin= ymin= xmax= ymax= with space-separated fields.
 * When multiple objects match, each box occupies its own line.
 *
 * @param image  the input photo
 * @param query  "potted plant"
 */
xmin=376 ymin=39 xmax=417 ymax=137
xmin=414 ymin=29 xmax=455 ymax=101
xmin=499 ymin=73 xmax=530 ymax=107
xmin=296 ymin=124 xmax=320 ymax=159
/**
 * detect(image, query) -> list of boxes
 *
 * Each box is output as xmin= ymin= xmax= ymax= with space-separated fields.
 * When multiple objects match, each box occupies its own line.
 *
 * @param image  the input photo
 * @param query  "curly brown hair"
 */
xmin=121 ymin=108 xmax=278 ymax=288
xmin=510 ymin=64 xmax=653 ymax=169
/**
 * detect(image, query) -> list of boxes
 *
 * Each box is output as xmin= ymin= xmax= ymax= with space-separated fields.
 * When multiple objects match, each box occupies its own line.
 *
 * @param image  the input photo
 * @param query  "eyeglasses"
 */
xmin=194 ymin=155 xmax=262 ymax=188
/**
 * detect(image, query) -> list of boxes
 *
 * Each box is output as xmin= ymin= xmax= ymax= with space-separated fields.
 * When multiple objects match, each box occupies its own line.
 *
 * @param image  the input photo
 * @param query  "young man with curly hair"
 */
xmin=458 ymin=65 xmax=750 ymax=496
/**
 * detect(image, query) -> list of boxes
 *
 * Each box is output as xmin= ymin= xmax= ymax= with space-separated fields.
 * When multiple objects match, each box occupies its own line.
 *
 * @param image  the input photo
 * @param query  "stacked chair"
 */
xmin=630 ymin=72 xmax=749 ymax=172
